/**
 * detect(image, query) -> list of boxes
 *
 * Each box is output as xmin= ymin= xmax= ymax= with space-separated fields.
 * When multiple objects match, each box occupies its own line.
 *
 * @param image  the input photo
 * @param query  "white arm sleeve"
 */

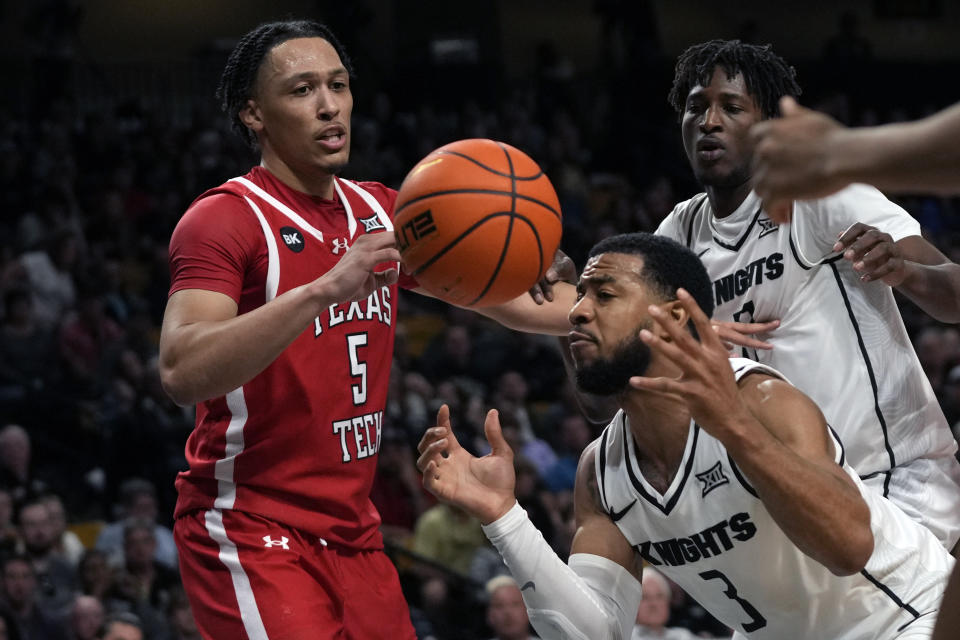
xmin=481 ymin=502 xmax=643 ymax=640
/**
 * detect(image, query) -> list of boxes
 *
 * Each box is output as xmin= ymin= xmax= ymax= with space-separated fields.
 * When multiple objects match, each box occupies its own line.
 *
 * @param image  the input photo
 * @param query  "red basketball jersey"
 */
xmin=169 ymin=167 xmax=416 ymax=550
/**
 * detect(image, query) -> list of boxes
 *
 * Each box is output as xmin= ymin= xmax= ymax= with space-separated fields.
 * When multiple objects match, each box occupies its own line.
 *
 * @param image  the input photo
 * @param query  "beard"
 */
xmin=574 ymin=330 xmax=652 ymax=396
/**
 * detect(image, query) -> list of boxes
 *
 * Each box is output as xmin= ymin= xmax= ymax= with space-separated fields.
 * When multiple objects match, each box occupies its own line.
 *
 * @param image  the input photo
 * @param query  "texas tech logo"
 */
xmin=358 ymin=215 xmax=386 ymax=232
xmin=695 ymin=461 xmax=729 ymax=497
xmin=279 ymin=226 xmax=305 ymax=253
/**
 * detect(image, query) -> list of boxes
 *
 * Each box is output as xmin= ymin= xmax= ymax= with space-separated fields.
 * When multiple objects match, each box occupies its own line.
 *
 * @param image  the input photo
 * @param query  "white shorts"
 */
xmin=862 ymin=454 xmax=960 ymax=551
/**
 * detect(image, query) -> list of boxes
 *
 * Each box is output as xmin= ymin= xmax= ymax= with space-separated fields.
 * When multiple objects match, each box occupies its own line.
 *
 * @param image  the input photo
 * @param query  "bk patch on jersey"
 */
xmin=279 ymin=226 xmax=306 ymax=253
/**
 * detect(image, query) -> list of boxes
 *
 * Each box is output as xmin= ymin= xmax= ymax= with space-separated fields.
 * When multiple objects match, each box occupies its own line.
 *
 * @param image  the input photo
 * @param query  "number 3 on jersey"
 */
xmin=346 ymin=333 xmax=367 ymax=405
xmin=699 ymin=569 xmax=766 ymax=632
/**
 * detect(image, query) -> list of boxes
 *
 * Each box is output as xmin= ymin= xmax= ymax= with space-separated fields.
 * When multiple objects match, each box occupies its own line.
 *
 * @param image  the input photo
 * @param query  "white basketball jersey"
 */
xmin=655 ymin=186 xmax=958 ymax=497
xmin=595 ymin=359 xmax=952 ymax=639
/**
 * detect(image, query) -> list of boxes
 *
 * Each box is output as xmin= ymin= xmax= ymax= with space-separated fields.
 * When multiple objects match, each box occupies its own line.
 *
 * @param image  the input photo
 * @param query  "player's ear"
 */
xmin=666 ymin=299 xmax=691 ymax=336
xmin=239 ymin=99 xmax=264 ymax=133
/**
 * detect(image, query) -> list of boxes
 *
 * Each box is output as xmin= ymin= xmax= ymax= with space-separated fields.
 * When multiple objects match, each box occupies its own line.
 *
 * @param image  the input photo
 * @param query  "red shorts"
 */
xmin=174 ymin=509 xmax=416 ymax=640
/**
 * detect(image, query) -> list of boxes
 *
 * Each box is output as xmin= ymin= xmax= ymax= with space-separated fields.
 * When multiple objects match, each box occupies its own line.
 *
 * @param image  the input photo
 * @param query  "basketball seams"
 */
xmin=408 ymin=211 xmax=545 ymax=284
xmin=395 ymin=138 xmax=561 ymax=307
xmin=467 ymin=144 xmax=522 ymax=307
xmin=394 ymin=189 xmax=561 ymax=221
xmin=435 ymin=149 xmax=544 ymax=181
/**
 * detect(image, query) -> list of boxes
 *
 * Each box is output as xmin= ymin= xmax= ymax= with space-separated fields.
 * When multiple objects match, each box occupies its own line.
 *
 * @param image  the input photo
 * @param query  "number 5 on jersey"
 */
xmin=346 ymin=333 xmax=367 ymax=405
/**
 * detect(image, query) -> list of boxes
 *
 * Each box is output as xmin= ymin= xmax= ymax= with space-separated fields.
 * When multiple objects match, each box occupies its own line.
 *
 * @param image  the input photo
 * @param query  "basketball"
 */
xmin=393 ymin=139 xmax=563 ymax=307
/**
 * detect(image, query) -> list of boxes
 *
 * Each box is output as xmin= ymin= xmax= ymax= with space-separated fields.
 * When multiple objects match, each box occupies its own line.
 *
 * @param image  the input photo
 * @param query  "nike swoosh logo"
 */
xmin=697 ymin=248 xmax=710 ymax=258
xmin=609 ymin=499 xmax=637 ymax=522
xmin=520 ymin=581 xmax=536 ymax=592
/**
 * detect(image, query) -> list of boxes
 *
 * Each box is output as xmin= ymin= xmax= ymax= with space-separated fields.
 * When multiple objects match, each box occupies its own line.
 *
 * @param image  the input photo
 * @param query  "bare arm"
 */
xmin=730 ymin=374 xmax=873 ymax=576
xmin=631 ymin=289 xmax=873 ymax=576
xmin=570 ymin=442 xmax=640 ymax=579
xmin=159 ymin=232 xmax=400 ymax=405
xmin=833 ymin=224 xmax=960 ymax=323
xmin=752 ymin=98 xmax=960 ymax=222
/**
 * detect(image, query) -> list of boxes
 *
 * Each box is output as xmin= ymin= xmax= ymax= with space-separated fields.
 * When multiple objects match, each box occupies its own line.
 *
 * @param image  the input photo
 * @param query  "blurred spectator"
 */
xmin=484 ymin=575 xmax=536 ymax=640
xmin=0 ymin=425 xmax=48 ymax=503
xmin=98 ymin=612 xmax=143 ymax=640
xmin=632 ymin=568 xmax=716 ymax=640
xmin=0 ymin=554 xmax=68 ymax=640
xmin=76 ymin=551 xmax=112 ymax=601
xmin=163 ymin=589 xmax=199 ymax=640
xmin=370 ymin=428 xmax=432 ymax=543
xmin=0 ymin=289 xmax=58 ymax=405
xmin=18 ymin=228 xmax=80 ymax=330
xmin=104 ymin=520 xmax=178 ymax=640
xmin=0 ymin=489 xmax=19 ymax=557
xmin=58 ymin=280 xmax=125 ymax=398
xmin=40 ymin=494 xmax=84 ymax=567
xmin=95 ymin=478 xmax=176 ymax=570
xmin=15 ymin=498 xmax=75 ymax=612
xmin=412 ymin=503 xmax=487 ymax=577
xmin=542 ymin=413 xmax=593 ymax=493
xmin=67 ymin=594 xmax=104 ymax=640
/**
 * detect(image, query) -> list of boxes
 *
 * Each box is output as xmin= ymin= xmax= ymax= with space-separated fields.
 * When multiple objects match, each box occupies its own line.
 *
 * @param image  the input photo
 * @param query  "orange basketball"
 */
xmin=394 ymin=139 xmax=562 ymax=308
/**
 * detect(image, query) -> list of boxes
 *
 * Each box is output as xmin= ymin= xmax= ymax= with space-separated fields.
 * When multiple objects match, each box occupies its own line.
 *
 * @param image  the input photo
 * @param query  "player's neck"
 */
xmin=704 ymin=180 xmax=752 ymax=219
xmin=621 ymin=390 xmax=691 ymax=480
xmin=259 ymin=155 xmax=336 ymax=199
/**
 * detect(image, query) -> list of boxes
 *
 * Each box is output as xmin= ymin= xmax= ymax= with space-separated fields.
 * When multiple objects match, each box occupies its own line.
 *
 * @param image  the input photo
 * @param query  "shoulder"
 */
xmin=340 ymin=179 xmax=398 ymax=210
xmin=656 ymin=193 xmax=709 ymax=239
xmin=736 ymin=367 xmax=831 ymax=449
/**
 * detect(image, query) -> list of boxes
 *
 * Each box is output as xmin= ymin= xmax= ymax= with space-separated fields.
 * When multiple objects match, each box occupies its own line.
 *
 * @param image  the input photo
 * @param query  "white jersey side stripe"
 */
xmin=214 ymin=388 xmax=248 ymax=510
xmin=230 ymin=177 xmax=325 ymax=243
xmin=332 ymin=180 xmax=357 ymax=239
xmin=203 ymin=509 xmax=270 ymax=640
xmin=338 ymin=178 xmax=395 ymax=232
xmin=244 ymin=196 xmax=279 ymax=303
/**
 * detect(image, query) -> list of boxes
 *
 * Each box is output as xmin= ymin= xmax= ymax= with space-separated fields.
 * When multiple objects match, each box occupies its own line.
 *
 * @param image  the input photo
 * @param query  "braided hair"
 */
xmin=217 ymin=19 xmax=354 ymax=147
xmin=667 ymin=39 xmax=800 ymax=120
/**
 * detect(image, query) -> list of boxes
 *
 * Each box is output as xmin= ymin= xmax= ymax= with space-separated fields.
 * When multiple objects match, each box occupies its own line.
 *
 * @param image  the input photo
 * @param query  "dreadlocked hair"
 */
xmin=667 ymin=39 xmax=800 ymax=120
xmin=217 ymin=19 xmax=354 ymax=148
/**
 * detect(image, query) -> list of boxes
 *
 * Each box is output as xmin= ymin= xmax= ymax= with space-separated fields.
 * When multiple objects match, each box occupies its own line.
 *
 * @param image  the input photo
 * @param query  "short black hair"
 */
xmin=668 ymin=39 xmax=801 ymax=120
xmin=587 ymin=232 xmax=714 ymax=328
xmin=217 ymin=19 xmax=353 ymax=147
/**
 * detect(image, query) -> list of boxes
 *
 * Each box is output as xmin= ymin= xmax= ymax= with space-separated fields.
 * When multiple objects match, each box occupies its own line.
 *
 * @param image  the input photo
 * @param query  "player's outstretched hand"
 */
xmin=318 ymin=232 xmax=400 ymax=303
xmin=417 ymin=404 xmax=517 ymax=524
xmin=751 ymin=97 xmax=851 ymax=223
xmin=629 ymin=289 xmax=749 ymax=437
xmin=833 ymin=223 xmax=905 ymax=286
xmin=529 ymin=248 xmax=577 ymax=304
xmin=712 ymin=319 xmax=779 ymax=352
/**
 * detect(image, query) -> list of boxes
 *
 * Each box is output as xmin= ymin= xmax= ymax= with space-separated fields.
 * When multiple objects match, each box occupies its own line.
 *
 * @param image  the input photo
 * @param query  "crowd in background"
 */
xmin=1 ymin=6 xmax=960 ymax=640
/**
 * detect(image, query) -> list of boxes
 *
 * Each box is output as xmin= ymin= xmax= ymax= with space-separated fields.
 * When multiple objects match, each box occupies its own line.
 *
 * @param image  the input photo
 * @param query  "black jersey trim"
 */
xmin=684 ymin=197 xmax=707 ymax=249
xmin=829 ymin=262 xmax=895 ymax=495
xmin=897 ymin=610 xmax=937 ymax=633
xmin=860 ymin=569 xmax=921 ymax=619
xmin=597 ymin=428 xmax=610 ymax=513
xmin=624 ymin=420 xmax=700 ymax=515
xmin=726 ymin=453 xmax=759 ymax=498
xmin=787 ymin=227 xmax=845 ymax=271
xmin=711 ymin=207 xmax=763 ymax=252
xmin=826 ymin=424 xmax=846 ymax=466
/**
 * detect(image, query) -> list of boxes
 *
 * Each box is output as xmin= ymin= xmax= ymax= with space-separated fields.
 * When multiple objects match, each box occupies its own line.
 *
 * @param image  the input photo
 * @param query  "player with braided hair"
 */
xmin=653 ymin=39 xmax=960 ymax=555
xmin=160 ymin=18 xmax=572 ymax=640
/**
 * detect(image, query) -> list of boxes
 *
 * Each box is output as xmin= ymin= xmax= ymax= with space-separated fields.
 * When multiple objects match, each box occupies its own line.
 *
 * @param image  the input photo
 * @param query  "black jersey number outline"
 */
xmin=699 ymin=569 xmax=767 ymax=632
